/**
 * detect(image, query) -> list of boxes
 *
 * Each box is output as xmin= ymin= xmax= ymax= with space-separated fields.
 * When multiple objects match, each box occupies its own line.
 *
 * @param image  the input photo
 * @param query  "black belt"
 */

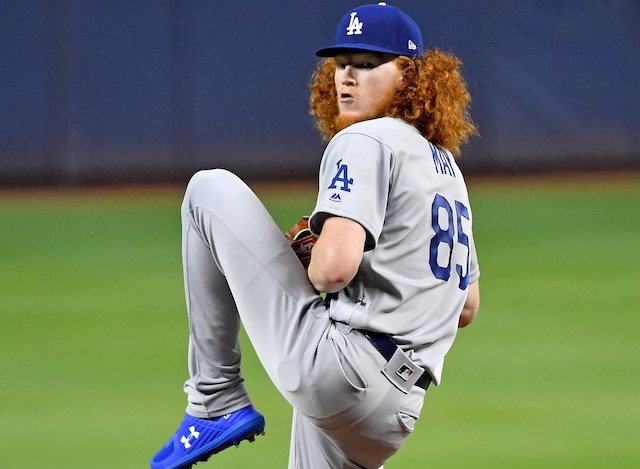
xmin=361 ymin=331 xmax=431 ymax=390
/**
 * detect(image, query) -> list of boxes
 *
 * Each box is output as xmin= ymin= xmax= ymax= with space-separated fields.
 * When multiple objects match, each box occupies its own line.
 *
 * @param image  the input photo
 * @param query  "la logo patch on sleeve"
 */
xmin=328 ymin=159 xmax=354 ymax=191
xmin=328 ymin=159 xmax=353 ymax=202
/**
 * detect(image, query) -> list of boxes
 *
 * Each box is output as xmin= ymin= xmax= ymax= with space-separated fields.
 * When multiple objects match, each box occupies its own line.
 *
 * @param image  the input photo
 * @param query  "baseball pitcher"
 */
xmin=150 ymin=3 xmax=480 ymax=468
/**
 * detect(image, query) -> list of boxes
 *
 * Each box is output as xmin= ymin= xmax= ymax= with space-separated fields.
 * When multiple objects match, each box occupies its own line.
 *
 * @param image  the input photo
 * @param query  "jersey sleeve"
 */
xmin=309 ymin=131 xmax=393 ymax=251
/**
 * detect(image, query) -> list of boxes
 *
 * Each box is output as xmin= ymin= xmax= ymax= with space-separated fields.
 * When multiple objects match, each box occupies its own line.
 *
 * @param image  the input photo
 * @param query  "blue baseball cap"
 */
xmin=316 ymin=2 xmax=424 ymax=58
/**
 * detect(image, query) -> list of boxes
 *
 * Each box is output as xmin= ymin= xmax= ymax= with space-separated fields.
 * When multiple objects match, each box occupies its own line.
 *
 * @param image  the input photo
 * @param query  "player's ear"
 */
xmin=396 ymin=58 xmax=416 ymax=91
xmin=398 ymin=68 xmax=409 ymax=91
xmin=396 ymin=58 xmax=411 ymax=91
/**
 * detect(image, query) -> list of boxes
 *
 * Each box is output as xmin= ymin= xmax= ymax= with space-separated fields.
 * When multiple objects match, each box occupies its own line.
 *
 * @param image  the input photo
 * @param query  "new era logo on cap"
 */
xmin=316 ymin=2 xmax=424 ymax=58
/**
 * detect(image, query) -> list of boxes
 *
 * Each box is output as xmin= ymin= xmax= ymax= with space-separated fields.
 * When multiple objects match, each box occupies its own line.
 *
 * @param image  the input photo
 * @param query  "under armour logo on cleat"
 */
xmin=180 ymin=426 xmax=200 ymax=449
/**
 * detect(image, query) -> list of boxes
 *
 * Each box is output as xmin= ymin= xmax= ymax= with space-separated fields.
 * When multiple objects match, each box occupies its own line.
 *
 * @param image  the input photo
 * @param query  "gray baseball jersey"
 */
xmin=310 ymin=116 xmax=480 ymax=384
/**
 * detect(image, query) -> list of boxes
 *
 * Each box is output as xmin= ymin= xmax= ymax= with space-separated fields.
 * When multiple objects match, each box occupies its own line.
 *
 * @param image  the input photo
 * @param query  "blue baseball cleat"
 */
xmin=150 ymin=405 xmax=265 ymax=469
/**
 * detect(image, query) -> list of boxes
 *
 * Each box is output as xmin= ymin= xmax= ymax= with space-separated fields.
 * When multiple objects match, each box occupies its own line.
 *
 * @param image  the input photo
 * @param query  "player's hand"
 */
xmin=284 ymin=216 xmax=315 ymax=269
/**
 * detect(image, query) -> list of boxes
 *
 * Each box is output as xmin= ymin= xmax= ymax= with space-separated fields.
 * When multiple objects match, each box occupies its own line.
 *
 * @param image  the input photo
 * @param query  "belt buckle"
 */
xmin=381 ymin=347 xmax=425 ymax=394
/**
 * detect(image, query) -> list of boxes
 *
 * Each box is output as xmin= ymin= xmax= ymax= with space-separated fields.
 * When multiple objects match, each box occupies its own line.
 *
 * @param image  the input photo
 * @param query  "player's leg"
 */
xmin=182 ymin=215 xmax=251 ymax=417
xmin=288 ymin=331 xmax=426 ymax=469
xmin=180 ymin=169 xmax=329 ymax=395
xmin=178 ymin=170 xmax=403 ymax=426
xmin=151 ymin=169 xmax=332 ymax=469
xmin=318 ymin=381 xmax=426 ymax=468
xmin=281 ymin=322 xmax=425 ymax=468
xmin=288 ymin=409 xmax=367 ymax=469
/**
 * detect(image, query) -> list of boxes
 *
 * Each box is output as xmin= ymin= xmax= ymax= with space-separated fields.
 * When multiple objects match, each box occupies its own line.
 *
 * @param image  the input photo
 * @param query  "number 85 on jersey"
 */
xmin=429 ymin=193 xmax=472 ymax=290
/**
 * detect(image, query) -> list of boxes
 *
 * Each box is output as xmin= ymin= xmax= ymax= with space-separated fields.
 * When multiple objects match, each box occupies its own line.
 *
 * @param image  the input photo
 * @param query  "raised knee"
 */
xmin=185 ymin=169 xmax=244 ymax=205
xmin=188 ymin=168 xmax=235 ymax=191
xmin=187 ymin=169 xmax=240 ymax=197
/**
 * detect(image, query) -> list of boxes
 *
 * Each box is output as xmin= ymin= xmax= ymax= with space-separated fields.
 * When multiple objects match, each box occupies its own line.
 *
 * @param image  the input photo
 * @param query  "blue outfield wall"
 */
xmin=1 ymin=1 xmax=639 ymax=185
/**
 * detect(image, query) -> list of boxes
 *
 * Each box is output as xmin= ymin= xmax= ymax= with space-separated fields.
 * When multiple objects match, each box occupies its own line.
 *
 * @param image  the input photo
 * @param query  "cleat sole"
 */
xmin=187 ymin=429 xmax=265 ymax=468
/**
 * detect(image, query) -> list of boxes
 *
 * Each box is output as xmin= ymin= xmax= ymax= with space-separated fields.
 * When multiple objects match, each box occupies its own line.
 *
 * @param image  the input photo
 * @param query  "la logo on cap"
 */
xmin=346 ymin=11 xmax=363 ymax=36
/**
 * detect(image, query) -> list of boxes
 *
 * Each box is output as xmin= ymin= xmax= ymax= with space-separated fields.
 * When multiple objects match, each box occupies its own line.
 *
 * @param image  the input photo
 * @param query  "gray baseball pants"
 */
xmin=180 ymin=169 xmax=426 ymax=468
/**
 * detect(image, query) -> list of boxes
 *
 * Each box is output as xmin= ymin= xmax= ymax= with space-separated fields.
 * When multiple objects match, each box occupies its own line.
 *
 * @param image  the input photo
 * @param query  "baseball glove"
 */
xmin=284 ymin=216 xmax=315 ymax=269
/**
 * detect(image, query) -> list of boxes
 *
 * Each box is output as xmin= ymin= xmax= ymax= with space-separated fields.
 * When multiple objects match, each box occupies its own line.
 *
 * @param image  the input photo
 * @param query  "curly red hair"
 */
xmin=309 ymin=49 xmax=477 ymax=156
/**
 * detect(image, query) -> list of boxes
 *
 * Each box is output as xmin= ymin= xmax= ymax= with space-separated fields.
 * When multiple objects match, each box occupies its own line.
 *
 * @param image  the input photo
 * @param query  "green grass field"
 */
xmin=1 ymin=174 xmax=638 ymax=468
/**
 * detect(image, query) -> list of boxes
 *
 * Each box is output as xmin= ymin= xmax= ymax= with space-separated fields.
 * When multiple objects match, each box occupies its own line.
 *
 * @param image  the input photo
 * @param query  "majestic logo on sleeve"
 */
xmin=346 ymin=12 xmax=363 ymax=35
